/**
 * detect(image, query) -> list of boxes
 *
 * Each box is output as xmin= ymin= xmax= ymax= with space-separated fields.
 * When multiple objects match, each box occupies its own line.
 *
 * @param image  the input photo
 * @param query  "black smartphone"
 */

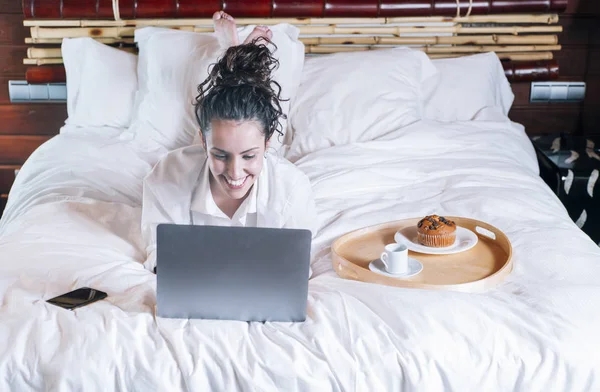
xmin=46 ymin=287 xmax=108 ymax=310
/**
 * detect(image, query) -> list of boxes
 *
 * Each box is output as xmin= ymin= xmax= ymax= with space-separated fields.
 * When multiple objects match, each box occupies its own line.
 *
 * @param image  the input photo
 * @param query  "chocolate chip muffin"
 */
xmin=417 ymin=215 xmax=457 ymax=247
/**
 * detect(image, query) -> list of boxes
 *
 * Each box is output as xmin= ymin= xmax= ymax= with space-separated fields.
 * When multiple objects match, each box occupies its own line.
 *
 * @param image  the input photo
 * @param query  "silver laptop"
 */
xmin=156 ymin=224 xmax=312 ymax=322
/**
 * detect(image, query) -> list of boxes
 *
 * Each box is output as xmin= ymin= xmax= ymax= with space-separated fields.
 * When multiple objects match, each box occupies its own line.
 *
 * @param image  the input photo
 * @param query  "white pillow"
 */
xmin=128 ymin=25 xmax=304 ymax=154
xmin=127 ymin=27 xmax=220 ymax=153
xmin=62 ymin=37 xmax=138 ymax=129
xmin=285 ymin=48 xmax=438 ymax=162
xmin=423 ymin=52 xmax=514 ymax=122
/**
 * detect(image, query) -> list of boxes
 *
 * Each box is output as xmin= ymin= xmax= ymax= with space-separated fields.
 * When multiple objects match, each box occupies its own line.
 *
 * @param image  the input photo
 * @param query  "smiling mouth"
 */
xmin=222 ymin=175 xmax=248 ymax=190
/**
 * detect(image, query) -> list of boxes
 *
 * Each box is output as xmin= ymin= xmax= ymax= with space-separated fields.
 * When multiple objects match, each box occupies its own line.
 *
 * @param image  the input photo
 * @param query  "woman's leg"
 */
xmin=213 ymin=10 xmax=239 ymax=47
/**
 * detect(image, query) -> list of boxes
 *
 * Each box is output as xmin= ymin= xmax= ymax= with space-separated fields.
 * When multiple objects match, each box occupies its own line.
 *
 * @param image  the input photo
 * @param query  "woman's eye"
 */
xmin=243 ymin=155 xmax=256 ymax=160
xmin=213 ymin=154 xmax=227 ymax=160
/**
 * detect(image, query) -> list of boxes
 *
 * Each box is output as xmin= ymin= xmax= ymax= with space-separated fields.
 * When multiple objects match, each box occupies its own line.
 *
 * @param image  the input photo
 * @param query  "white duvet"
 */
xmin=1 ymin=121 xmax=599 ymax=391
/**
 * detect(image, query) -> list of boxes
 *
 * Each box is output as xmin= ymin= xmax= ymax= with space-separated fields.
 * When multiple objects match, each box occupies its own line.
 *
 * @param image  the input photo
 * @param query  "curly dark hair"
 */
xmin=194 ymin=38 xmax=286 ymax=143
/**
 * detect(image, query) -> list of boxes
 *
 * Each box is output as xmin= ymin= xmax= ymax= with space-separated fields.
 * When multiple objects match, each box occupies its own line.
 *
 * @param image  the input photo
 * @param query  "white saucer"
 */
xmin=394 ymin=226 xmax=478 ymax=255
xmin=369 ymin=257 xmax=423 ymax=278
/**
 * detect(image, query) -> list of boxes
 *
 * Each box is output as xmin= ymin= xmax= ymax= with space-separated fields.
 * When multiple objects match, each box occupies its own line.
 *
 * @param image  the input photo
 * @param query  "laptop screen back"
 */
xmin=156 ymin=224 xmax=311 ymax=322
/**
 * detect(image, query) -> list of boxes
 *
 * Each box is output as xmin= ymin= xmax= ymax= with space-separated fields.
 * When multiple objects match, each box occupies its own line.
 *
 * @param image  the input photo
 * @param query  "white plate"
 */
xmin=369 ymin=257 xmax=423 ymax=278
xmin=394 ymin=226 xmax=478 ymax=255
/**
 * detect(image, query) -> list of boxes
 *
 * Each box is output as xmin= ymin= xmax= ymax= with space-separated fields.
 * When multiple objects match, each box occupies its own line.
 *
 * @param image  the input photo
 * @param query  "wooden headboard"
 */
xmin=21 ymin=0 xmax=568 ymax=84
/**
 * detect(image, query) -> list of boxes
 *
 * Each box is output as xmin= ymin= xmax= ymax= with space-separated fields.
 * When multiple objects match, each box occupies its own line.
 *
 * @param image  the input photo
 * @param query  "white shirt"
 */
xmin=141 ymin=144 xmax=318 ymax=272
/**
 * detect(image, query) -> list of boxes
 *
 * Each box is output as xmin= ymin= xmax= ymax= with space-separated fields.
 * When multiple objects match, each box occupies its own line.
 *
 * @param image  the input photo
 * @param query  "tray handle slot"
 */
xmin=338 ymin=264 xmax=359 ymax=280
xmin=475 ymin=226 xmax=496 ymax=240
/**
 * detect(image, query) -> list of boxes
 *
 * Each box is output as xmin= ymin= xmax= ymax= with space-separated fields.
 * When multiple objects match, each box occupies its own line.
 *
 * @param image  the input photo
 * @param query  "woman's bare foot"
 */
xmin=213 ymin=10 xmax=239 ymax=47
xmin=243 ymin=25 xmax=273 ymax=44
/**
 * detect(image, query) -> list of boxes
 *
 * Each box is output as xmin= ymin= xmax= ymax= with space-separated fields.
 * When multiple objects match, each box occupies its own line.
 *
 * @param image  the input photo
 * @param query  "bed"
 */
xmin=3 ymin=2 xmax=600 ymax=391
xmin=2 ymin=120 xmax=600 ymax=390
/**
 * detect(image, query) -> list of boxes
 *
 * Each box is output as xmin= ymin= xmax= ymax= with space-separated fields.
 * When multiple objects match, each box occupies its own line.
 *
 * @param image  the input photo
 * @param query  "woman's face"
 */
xmin=202 ymin=119 xmax=269 ymax=200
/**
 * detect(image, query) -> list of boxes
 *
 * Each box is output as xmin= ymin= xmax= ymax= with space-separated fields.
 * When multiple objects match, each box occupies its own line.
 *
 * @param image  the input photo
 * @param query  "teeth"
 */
xmin=225 ymin=176 xmax=246 ymax=187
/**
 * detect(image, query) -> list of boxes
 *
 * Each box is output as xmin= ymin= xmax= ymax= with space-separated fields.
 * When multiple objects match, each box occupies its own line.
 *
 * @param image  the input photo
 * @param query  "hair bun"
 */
xmin=195 ymin=38 xmax=286 ymax=144
xmin=211 ymin=40 xmax=278 ymax=89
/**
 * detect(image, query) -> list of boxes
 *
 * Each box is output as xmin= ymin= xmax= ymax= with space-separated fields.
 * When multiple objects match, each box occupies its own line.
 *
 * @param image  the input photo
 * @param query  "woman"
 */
xmin=141 ymin=12 xmax=318 ymax=272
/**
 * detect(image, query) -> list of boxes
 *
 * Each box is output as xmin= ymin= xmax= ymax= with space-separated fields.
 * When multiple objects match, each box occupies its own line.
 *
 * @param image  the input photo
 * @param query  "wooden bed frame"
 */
xmin=20 ymin=0 xmax=568 ymax=84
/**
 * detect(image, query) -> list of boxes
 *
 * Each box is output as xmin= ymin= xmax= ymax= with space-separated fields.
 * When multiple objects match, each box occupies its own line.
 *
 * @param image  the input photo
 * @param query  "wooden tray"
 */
xmin=331 ymin=217 xmax=513 ymax=292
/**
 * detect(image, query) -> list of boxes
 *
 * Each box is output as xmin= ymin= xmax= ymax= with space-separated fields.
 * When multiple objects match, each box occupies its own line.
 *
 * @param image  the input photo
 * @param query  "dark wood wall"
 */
xmin=0 ymin=0 xmax=599 ymax=216
xmin=509 ymin=0 xmax=600 ymax=135
xmin=0 ymin=0 xmax=66 ymax=214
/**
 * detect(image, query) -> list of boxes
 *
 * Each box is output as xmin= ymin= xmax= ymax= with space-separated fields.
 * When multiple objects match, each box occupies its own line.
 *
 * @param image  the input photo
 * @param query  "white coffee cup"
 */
xmin=380 ymin=243 xmax=409 ymax=274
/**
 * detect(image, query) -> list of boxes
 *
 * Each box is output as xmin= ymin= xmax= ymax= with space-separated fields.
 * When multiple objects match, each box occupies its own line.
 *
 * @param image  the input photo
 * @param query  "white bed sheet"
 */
xmin=1 ymin=121 xmax=600 ymax=391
